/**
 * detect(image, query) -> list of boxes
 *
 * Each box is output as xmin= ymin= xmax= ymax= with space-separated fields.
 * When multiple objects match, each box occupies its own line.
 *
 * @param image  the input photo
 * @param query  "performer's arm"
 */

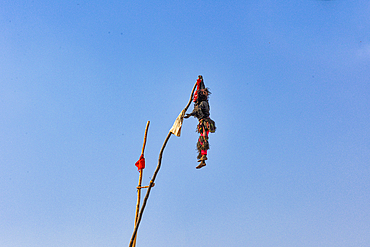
xmin=184 ymin=104 xmax=198 ymax=118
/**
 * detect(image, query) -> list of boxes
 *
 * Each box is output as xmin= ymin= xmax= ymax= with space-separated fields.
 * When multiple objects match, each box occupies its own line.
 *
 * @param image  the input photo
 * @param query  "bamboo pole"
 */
xmin=133 ymin=121 xmax=150 ymax=247
xmin=129 ymin=82 xmax=197 ymax=247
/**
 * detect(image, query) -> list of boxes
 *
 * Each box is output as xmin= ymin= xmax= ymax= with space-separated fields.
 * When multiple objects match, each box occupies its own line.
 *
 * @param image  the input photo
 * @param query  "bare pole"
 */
xmin=128 ymin=82 xmax=197 ymax=247
xmin=132 ymin=121 xmax=150 ymax=247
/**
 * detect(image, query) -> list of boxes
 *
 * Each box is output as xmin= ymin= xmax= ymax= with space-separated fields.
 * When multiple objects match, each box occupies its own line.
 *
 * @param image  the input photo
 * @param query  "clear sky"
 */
xmin=1 ymin=1 xmax=370 ymax=246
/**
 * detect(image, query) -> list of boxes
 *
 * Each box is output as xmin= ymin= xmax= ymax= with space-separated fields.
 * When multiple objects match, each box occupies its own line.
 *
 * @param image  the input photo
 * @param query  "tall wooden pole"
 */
xmin=129 ymin=82 xmax=197 ymax=247
xmin=133 ymin=121 xmax=150 ymax=247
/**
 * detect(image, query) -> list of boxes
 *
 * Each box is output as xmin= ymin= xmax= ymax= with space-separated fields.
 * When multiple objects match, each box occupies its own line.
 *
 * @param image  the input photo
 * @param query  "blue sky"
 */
xmin=1 ymin=1 xmax=370 ymax=246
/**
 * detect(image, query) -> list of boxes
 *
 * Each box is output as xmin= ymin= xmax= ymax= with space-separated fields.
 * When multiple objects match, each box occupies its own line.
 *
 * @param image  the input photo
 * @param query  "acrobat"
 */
xmin=184 ymin=75 xmax=216 ymax=169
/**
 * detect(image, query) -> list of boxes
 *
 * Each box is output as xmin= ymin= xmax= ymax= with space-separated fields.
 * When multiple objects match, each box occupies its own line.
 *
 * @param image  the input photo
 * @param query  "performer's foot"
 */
xmin=197 ymin=155 xmax=208 ymax=162
xmin=196 ymin=161 xmax=206 ymax=169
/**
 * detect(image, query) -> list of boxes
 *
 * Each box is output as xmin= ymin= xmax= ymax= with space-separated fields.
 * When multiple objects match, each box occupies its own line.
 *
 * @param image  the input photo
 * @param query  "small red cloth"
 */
xmin=135 ymin=154 xmax=145 ymax=171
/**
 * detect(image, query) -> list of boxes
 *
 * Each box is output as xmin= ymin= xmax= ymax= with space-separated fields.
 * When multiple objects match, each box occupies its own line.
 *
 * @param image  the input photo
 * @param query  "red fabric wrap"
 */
xmin=193 ymin=78 xmax=202 ymax=102
xmin=135 ymin=154 xmax=145 ymax=171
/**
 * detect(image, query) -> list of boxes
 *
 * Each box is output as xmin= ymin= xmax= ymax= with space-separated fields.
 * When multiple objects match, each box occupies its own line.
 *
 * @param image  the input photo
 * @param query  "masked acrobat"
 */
xmin=184 ymin=75 xmax=216 ymax=169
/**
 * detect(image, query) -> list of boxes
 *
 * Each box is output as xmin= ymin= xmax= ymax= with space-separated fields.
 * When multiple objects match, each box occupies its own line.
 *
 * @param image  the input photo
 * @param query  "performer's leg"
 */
xmin=196 ymin=121 xmax=208 ymax=169
xmin=198 ymin=130 xmax=209 ymax=161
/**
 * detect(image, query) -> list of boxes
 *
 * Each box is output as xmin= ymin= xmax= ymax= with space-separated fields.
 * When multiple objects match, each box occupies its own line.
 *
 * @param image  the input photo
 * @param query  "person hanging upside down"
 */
xmin=184 ymin=75 xmax=216 ymax=169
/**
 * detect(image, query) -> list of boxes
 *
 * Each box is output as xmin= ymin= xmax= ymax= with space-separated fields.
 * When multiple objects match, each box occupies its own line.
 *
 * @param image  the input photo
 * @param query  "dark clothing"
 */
xmin=197 ymin=118 xmax=216 ymax=134
xmin=189 ymin=101 xmax=210 ymax=120
xmin=188 ymin=99 xmax=216 ymax=160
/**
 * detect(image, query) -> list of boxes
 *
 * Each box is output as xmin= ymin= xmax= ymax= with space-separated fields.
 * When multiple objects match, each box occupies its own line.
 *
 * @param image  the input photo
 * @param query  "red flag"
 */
xmin=135 ymin=154 xmax=145 ymax=171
